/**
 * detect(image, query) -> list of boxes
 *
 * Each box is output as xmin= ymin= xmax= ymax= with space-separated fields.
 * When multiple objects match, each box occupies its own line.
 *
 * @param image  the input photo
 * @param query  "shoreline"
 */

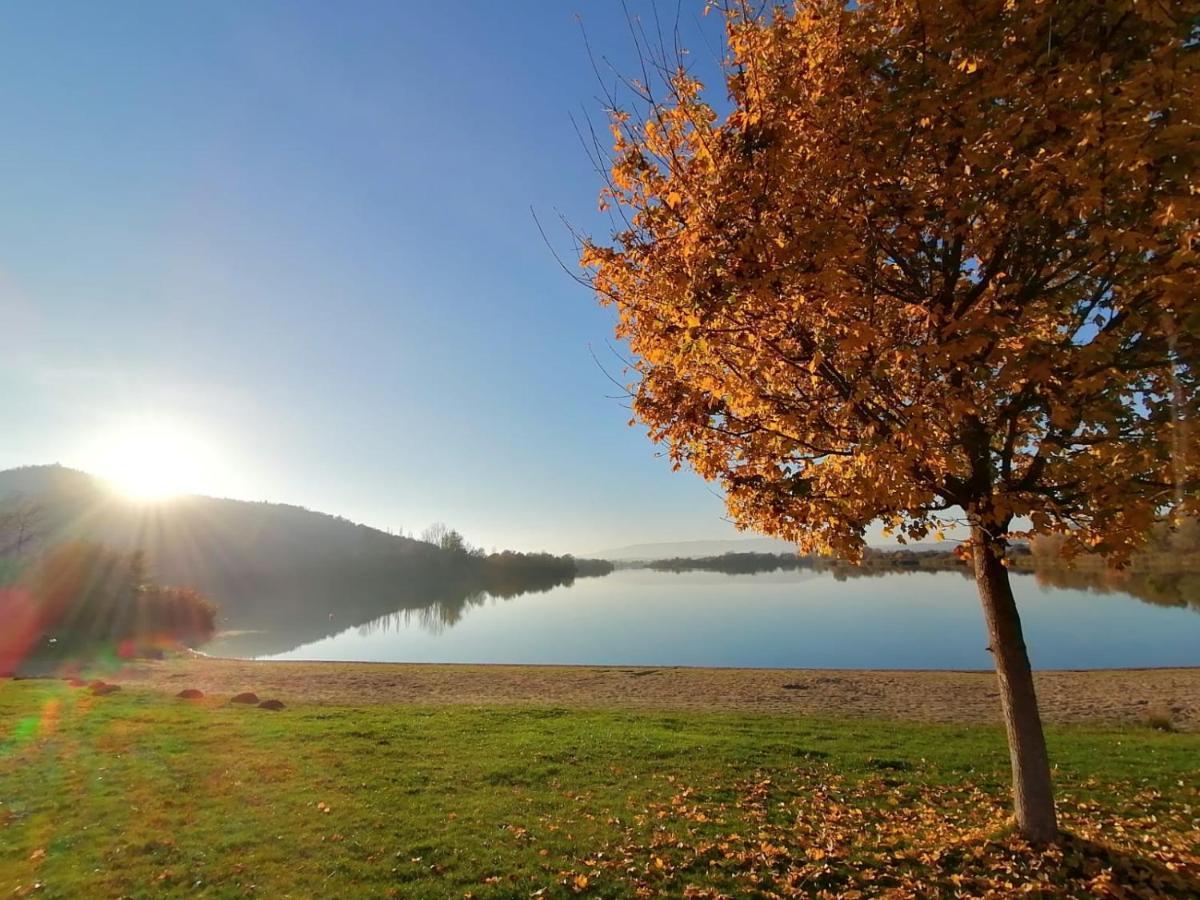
xmin=107 ymin=655 xmax=1199 ymax=730
xmin=199 ymin=653 xmax=1200 ymax=675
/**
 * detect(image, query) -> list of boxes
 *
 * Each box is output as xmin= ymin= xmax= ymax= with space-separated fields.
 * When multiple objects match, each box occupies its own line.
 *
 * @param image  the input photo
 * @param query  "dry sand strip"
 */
xmin=105 ymin=656 xmax=1200 ymax=731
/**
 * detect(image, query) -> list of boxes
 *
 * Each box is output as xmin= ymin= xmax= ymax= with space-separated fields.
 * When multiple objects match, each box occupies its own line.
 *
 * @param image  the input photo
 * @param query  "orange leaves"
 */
xmin=582 ymin=0 xmax=1198 ymax=564
xmin=546 ymin=767 xmax=1199 ymax=898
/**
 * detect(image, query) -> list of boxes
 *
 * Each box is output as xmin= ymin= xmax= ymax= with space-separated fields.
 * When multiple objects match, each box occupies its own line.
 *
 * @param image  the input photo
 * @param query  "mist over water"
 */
xmin=208 ymin=569 xmax=1200 ymax=670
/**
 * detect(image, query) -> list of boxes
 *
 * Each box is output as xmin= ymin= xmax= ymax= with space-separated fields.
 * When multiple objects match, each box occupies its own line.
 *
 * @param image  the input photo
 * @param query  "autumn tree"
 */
xmin=582 ymin=0 xmax=1198 ymax=842
xmin=1 ymin=540 xmax=218 ymax=671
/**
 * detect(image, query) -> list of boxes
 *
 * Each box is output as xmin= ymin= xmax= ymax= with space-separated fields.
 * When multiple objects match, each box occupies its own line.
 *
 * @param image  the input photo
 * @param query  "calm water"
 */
xmin=209 ymin=568 xmax=1200 ymax=670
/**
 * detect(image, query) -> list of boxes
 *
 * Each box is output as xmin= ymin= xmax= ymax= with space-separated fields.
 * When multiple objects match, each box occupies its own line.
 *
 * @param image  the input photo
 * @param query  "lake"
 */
xmin=205 ymin=567 xmax=1200 ymax=670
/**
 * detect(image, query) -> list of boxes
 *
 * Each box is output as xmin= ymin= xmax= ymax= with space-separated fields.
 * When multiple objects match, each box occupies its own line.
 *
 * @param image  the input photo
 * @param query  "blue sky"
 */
xmin=0 ymin=1 xmax=757 ymax=554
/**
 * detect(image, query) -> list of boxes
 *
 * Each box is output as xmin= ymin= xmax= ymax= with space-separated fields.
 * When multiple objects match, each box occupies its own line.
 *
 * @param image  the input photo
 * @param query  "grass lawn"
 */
xmin=1 ymin=680 xmax=1196 ymax=898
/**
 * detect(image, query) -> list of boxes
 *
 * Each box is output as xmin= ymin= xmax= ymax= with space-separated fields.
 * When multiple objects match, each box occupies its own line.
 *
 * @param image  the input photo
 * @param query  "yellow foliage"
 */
xmin=583 ymin=0 xmax=1199 ymax=563
xmin=556 ymin=768 xmax=1200 ymax=897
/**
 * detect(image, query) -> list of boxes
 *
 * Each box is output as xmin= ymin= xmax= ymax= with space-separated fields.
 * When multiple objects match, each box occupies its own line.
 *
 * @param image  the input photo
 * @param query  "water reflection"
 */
xmin=774 ymin=559 xmax=1199 ymax=617
xmin=203 ymin=570 xmax=576 ymax=658
xmin=205 ymin=566 xmax=1200 ymax=669
xmin=355 ymin=591 xmax=496 ymax=637
xmin=1031 ymin=567 xmax=1200 ymax=613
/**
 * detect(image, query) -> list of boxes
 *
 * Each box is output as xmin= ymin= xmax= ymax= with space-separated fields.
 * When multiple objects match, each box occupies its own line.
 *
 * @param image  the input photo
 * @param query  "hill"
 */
xmin=0 ymin=465 xmax=608 ymax=655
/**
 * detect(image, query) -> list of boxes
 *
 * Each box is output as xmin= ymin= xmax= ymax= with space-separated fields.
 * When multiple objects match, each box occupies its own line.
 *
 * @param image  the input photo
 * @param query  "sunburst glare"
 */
xmin=84 ymin=419 xmax=221 ymax=502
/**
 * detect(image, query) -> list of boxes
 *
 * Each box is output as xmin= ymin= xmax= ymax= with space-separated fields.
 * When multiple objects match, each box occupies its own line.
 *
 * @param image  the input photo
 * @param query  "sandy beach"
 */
xmin=107 ymin=655 xmax=1200 ymax=730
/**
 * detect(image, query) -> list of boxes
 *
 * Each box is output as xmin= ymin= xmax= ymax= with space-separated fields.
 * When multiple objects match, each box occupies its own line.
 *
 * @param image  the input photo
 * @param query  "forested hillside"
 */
xmin=0 ymin=465 xmax=611 ymax=654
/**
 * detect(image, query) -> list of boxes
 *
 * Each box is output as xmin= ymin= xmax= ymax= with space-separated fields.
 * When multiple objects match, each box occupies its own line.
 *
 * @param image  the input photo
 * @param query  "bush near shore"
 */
xmin=0 ymin=541 xmax=216 ymax=675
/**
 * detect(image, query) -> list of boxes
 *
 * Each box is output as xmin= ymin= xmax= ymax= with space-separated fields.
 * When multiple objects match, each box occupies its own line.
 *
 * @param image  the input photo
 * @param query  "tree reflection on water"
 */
xmin=1031 ymin=567 xmax=1199 ymax=614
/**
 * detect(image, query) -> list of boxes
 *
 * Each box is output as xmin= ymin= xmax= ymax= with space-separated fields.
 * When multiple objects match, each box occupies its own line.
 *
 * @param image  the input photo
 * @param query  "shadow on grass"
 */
xmin=934 ymin=832 xmax=1200 ymax=897
xmin=765 ymin=832 xmax=1200 ymax=896
xmin=1051 ymin=832 xmax=1199 ymax=896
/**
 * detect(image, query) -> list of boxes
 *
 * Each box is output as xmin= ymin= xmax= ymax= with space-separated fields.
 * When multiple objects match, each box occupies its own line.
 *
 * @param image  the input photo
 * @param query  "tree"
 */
xmin=421 ymin=522 xmax=451 ymax=549
xmin=581 ymin=0 xmax=1197 ymax=842
xmin=3 ymin=540 xmax=218 ymax=669
xmin=421 ymin=522 xmax=473 ymax=556
xmin=0 ymin=496 xmax=44 ymax=557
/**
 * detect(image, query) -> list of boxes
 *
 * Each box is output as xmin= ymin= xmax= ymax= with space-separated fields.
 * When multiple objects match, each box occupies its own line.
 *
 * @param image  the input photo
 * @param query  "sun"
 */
xmin=88 ymin=419 xmax=219 ymax=502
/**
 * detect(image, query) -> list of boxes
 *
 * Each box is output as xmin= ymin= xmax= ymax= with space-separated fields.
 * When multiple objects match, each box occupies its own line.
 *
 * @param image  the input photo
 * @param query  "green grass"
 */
xmin=1 ymin=681 xmax=1197 ymax=898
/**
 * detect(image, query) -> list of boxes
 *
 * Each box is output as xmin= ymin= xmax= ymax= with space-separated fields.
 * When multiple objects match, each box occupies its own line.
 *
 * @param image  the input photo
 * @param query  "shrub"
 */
xmin=16 ymin=541 xmax=217 ymax=655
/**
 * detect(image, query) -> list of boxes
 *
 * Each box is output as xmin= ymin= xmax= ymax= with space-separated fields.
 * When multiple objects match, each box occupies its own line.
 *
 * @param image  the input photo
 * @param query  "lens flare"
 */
xmin=83 ymin=418 xmax=222 ymax=501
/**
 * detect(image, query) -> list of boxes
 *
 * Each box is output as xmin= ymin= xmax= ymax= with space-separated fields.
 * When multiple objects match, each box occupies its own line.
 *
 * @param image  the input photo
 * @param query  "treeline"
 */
xmin=645 ymin=552 xmax=809 ymax=574
xmin=417 ymin=523 xmax=613 ymax=580
xmin=637 ymin=533 xmax=1200 ymax=579
xmin=483 ymin=550 xmax=612 ymax=581
xmin=639 ymin=549 xmax=970 ymax=576
xmin=852 ymin=548 xmax=973 ymax=572
xmin=1 ymin=541 xmax=217 ymax=675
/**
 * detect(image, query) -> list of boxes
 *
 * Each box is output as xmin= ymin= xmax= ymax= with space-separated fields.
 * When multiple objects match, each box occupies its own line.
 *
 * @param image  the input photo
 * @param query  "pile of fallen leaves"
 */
xmin=548 ymin=767 xmax=1198 ymax=898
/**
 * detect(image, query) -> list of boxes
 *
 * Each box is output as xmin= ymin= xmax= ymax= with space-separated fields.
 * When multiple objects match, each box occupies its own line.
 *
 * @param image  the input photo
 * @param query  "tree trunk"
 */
xmin=971 ymin=524 xmax=1058 ymax=843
